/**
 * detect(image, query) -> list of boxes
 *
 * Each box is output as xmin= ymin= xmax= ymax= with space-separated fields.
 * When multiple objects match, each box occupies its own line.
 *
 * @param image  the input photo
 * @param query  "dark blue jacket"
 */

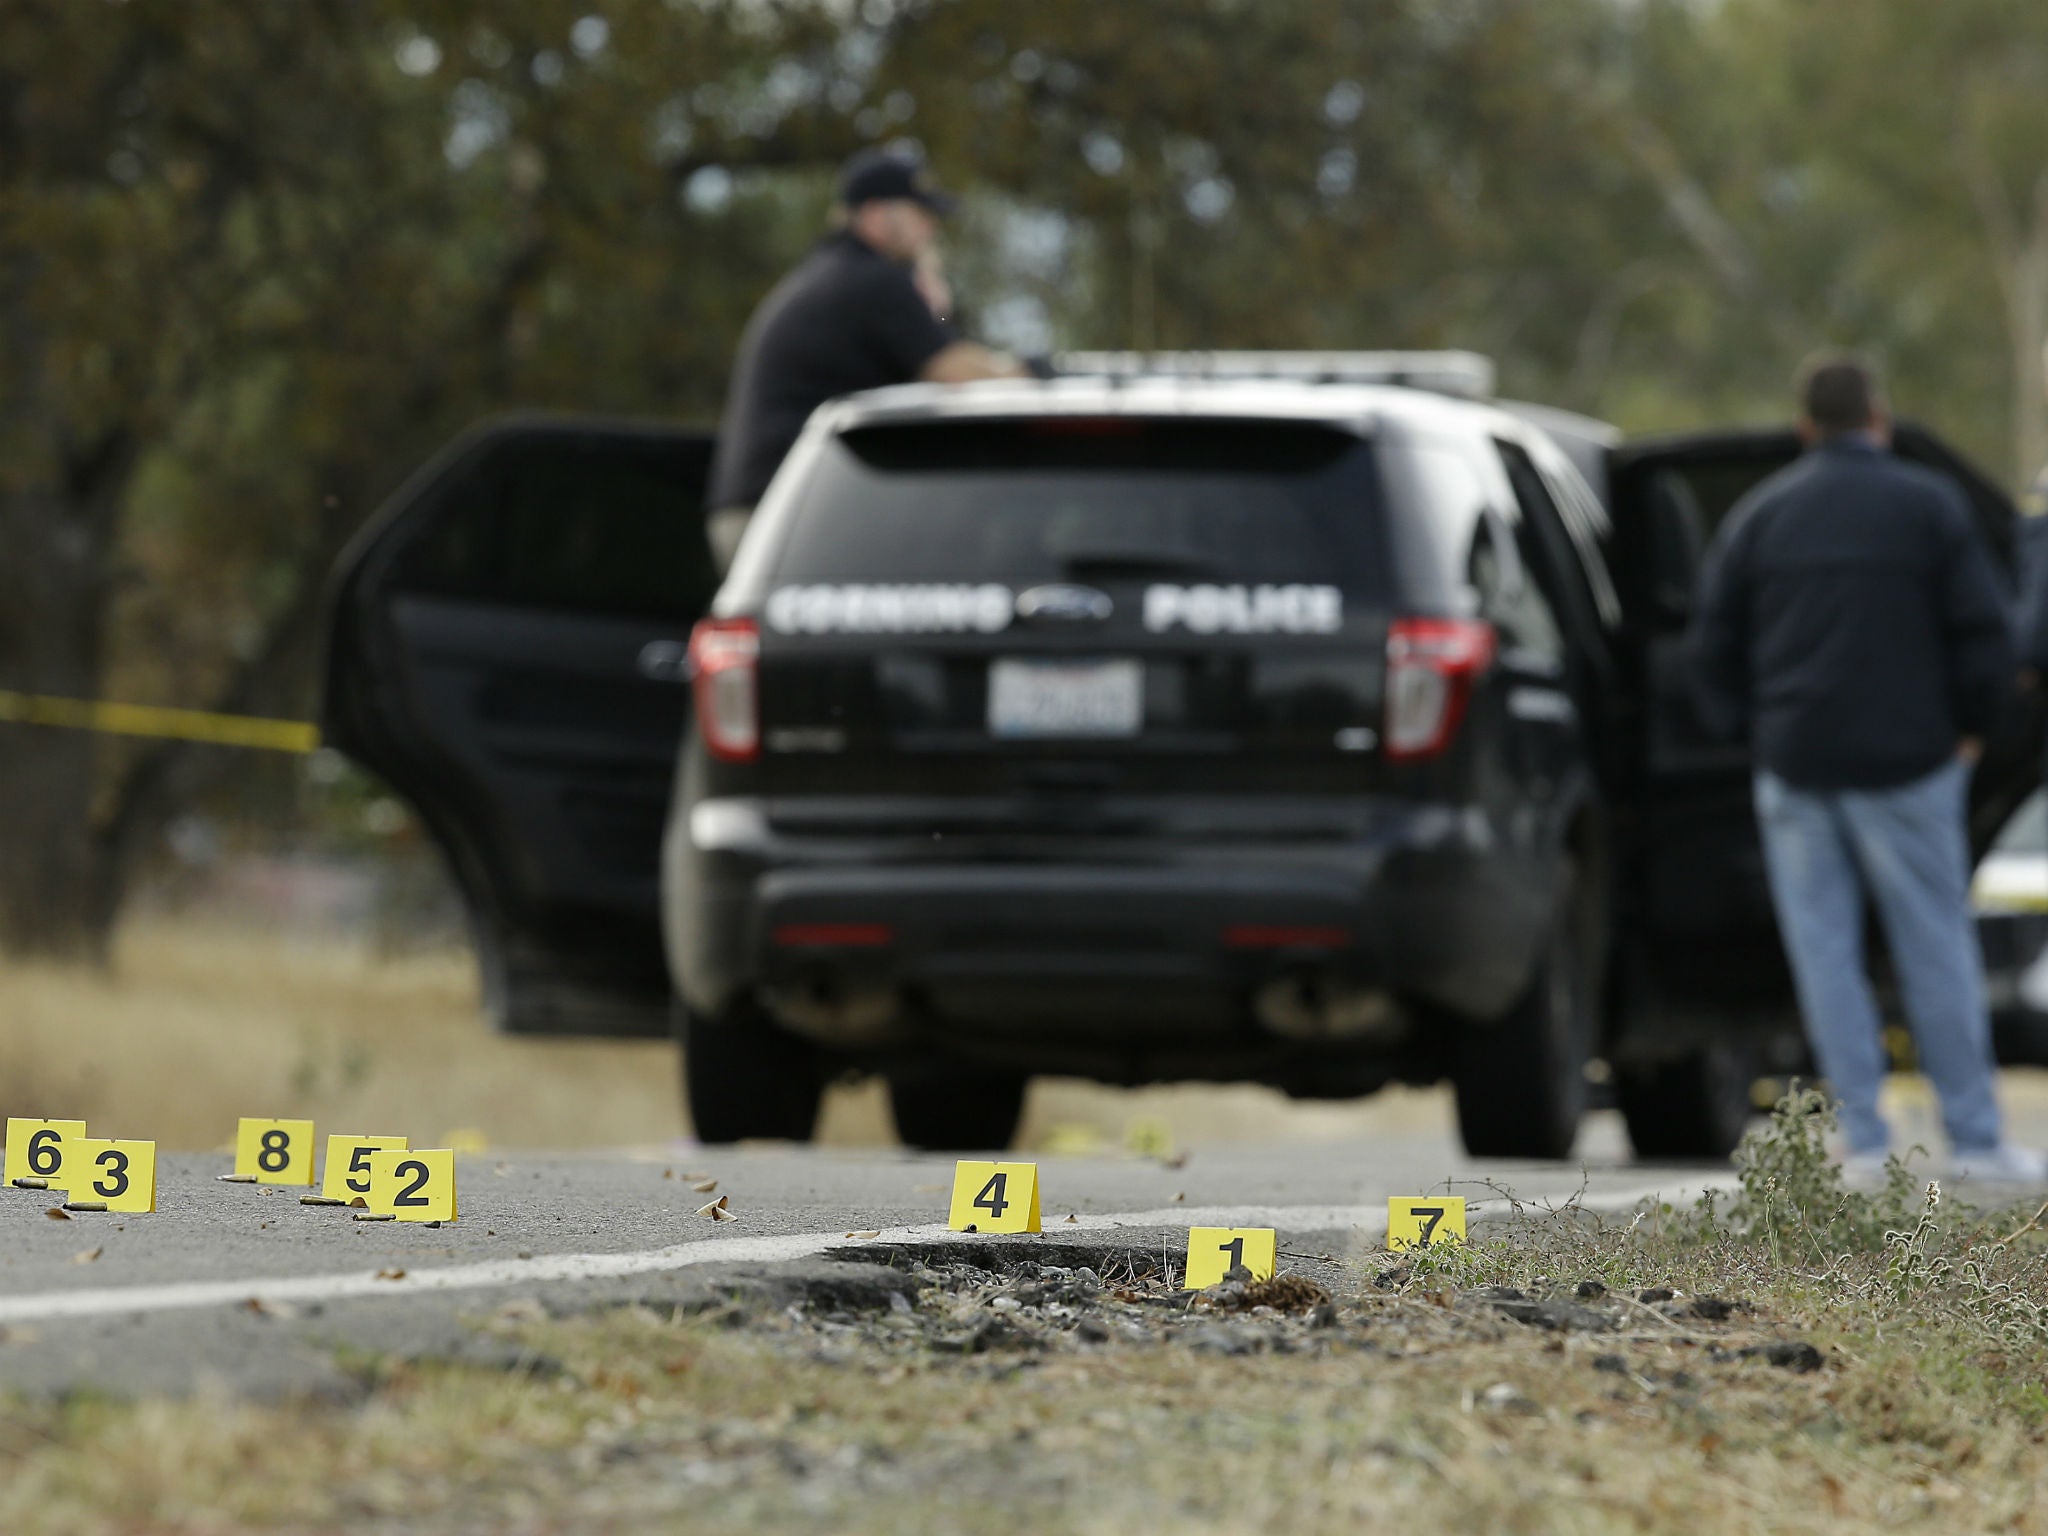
xmin=1688 ymin=438 xmax=2014 ymax=791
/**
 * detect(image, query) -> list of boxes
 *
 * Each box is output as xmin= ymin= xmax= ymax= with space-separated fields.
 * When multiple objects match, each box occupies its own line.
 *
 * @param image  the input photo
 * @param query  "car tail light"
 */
xmin=1384 ymin=617 xmax=1495 ymax=762
xmin=689 ymin=617 xmax=760 ymax=762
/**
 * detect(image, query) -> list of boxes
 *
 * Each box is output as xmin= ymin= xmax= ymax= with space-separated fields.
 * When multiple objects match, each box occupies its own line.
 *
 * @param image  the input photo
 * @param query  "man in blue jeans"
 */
xmin=1689 ymin=353 xmax=2042 ymax=1183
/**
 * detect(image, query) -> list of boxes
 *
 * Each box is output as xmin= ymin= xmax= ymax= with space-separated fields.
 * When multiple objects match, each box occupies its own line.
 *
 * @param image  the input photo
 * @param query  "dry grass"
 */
xmin=0 ymin=918 xmax=1457 ymax=1153
xmin=0 ymin=921 xmax=681 ymax=1151
xmin=3 ymin=1242 xmax=2045 ymax=1535
xmin=3 ymin=1082 xmax=2048 ymax=1531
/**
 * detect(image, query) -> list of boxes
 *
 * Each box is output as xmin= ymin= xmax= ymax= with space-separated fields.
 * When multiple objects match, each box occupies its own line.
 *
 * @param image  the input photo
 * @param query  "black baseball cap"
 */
xmin=838 ymin=149 xmax=957 ymax=215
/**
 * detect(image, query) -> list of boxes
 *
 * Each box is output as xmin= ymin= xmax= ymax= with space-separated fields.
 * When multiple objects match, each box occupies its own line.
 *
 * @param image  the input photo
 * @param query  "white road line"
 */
xmin=0 ymin=1176 xmax=1736 ymax=1328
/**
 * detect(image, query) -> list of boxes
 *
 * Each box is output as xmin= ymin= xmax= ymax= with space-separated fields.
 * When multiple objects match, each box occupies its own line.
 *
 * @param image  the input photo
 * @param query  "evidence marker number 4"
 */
xmin=947 ymin=1160 xmax=1042 ymax=1234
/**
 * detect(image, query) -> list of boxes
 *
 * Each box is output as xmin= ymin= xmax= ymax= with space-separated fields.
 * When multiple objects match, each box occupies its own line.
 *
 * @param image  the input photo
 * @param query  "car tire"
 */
xmin=1616 ymin=1044 xmax=1754 ymax=1161
xmin=1453 ymin=864 xmax=1596 ymax=1160
xmin=887 ymin=1061 xmax=1029 ymax=1152
xmin=676 ymin=997 xmax=824 ymax=1143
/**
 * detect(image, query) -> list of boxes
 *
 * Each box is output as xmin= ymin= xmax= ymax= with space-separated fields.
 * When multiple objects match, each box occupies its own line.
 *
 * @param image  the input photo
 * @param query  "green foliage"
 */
xmin=1386 ymin=1089 xmax=2048 ymax=1363
xmin=5 ymin=0 xmax=2048 ymax=948
xmin=1722 ymin=1088 xmax=1930 ymax=1256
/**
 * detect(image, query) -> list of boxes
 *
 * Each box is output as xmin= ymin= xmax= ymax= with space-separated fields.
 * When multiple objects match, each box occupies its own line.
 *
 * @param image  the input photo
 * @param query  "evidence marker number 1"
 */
xmin=1183 ymin=1227 xmax=1278 ymax=1289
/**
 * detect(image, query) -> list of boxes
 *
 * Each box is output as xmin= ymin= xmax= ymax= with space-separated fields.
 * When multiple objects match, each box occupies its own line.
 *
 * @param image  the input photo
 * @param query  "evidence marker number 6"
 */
xmin=5 ymin=1118 xmax=85 ymax=1189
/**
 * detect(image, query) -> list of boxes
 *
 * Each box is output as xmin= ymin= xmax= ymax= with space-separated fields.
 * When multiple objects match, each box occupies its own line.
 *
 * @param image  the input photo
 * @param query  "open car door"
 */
xmin=323 ymin=415 xmax=718 ymax=1036
xmin=1605 ymin=422 xmax=2041 ymax=1048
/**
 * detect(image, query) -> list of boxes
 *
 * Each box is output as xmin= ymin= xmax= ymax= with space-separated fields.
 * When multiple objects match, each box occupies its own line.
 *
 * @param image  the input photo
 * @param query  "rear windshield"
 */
xmin=763 ymin=418 xmax=1384 ymax=593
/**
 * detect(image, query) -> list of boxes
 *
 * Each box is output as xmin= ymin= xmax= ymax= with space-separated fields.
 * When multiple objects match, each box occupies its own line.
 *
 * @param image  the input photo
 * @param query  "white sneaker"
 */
xmin=1949 ymin=1144 xmax=2048 ymax=1185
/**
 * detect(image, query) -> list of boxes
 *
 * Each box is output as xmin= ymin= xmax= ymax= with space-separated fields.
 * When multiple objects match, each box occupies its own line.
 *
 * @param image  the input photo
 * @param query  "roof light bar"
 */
xmin=1050 ymin=350 xmax=1496 ymax=401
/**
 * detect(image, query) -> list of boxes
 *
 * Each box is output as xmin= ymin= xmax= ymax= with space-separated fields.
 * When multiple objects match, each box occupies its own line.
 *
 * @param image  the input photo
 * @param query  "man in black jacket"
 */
xmin=1690 ymin=353 xmax=2040 ymax=1183
xmin=704 ymin=148 xmax=1025 ymax=569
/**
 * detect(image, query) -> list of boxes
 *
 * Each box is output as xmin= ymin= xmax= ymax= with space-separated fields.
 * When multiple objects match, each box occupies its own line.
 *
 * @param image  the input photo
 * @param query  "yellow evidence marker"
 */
xmin=5 ymin=1118 xmax=85 ymax=1189
xmin=947 ymin=1160 xmax=1041 ymax=1233
xmin=1182 ymin=1227 xmax=1278 ymax=1289
xmin=1388 ymin=1195 xmax=1466 ymax=1251
xmin=58 ymin=1138 xmax=157 ymax=1213
xmin=367 ymin=1147 xmax=457 ymax=1222
xmin=233 ymin=1118 xmax=316 ymax=1185
xmin=318 ymin=1134 xmax=408 ymax=1204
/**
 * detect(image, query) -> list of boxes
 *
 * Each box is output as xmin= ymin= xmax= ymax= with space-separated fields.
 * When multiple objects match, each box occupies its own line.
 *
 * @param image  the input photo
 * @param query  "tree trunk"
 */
xmin=0 ymin=270 xmax=136 ymax=960
xmin=2007 ymin=176 xmax=2048 ymax=488
xmin=0 ymin=471 xmax=125 ymax=962
xmin=1958 ymin=144 xmax=2048 ymax=488
xmin=0 ymin=727 xmax=106 ymax=959
xmin=80 ymin=540 xmax=336 ymax=945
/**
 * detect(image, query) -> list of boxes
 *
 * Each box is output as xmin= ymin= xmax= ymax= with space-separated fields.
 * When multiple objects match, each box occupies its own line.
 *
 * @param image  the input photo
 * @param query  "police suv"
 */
xmin=322 ymin=353 xmax=2037 ymax=1159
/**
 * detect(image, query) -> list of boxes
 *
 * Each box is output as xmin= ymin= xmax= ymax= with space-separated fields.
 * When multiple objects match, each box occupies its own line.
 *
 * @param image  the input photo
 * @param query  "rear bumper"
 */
xmin=664 ymin=796 xmax=1551 ymax=1070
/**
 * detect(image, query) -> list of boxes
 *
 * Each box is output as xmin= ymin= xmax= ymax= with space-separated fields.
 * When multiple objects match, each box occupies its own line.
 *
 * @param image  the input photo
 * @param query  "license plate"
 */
xmin=987 ymin=658 xmax=1143 ymax=739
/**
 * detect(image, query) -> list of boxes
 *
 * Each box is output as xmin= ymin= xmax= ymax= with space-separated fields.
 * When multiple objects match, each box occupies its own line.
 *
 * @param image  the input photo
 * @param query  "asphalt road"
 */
xmin=0 ymin=1108 xmax=1745 ymax=1399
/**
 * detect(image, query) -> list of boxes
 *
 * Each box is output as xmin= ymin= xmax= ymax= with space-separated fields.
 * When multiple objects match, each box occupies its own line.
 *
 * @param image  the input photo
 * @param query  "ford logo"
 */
xmin=1015 ymin=584 xmax=1113 ymax=624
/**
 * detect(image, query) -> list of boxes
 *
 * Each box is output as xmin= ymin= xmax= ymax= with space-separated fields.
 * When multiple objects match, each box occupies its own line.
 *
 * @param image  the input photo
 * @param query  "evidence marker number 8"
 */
xmin=234 ymin=1118 xmax=316 ymax=1185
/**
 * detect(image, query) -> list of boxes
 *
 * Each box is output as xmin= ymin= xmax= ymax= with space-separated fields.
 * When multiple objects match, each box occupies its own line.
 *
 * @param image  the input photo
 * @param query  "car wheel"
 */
xmin=1453 ymin=865 xmax=1596 ymax=1160
xmin=887 ymin=1060 xmax=1029 ymax=1152
xmin=675 ymin=997 xmax=824 ymax=1143
xmin=1617 ymin=1043 xmax=1754 ymax=1160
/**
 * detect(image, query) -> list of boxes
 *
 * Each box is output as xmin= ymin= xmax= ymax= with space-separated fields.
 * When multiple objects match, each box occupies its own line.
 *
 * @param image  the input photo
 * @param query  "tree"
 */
xmin=0 ymin=0 xmax=875 ymax=957
xmin=1740 ymin=0 xmax=2048 ymax=483
xmin=7 ymin=0 xmax=2044 ymax=962
xmin=0 ymin=3 xmax=421 ymax=955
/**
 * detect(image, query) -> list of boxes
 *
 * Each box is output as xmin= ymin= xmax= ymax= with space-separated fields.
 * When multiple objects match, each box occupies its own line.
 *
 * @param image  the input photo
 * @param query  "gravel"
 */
xmin=541 ymin=1240 xmax=1835 ymax=1394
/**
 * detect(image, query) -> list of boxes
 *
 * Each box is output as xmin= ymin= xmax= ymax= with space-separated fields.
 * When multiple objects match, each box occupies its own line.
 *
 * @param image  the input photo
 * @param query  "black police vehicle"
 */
xmin=321 ymin=353 xmax=2038 ymax=1160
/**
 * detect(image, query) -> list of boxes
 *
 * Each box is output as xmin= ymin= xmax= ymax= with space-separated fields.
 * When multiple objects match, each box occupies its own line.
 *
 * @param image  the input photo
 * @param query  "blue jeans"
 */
xmin=1753 ymin=759 xmax=2004 ymax=1155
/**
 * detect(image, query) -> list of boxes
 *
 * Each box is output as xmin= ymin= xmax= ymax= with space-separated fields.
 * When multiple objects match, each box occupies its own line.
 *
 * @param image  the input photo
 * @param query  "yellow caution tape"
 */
xmin=0 ymin=690 xmax=319 ymax=754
